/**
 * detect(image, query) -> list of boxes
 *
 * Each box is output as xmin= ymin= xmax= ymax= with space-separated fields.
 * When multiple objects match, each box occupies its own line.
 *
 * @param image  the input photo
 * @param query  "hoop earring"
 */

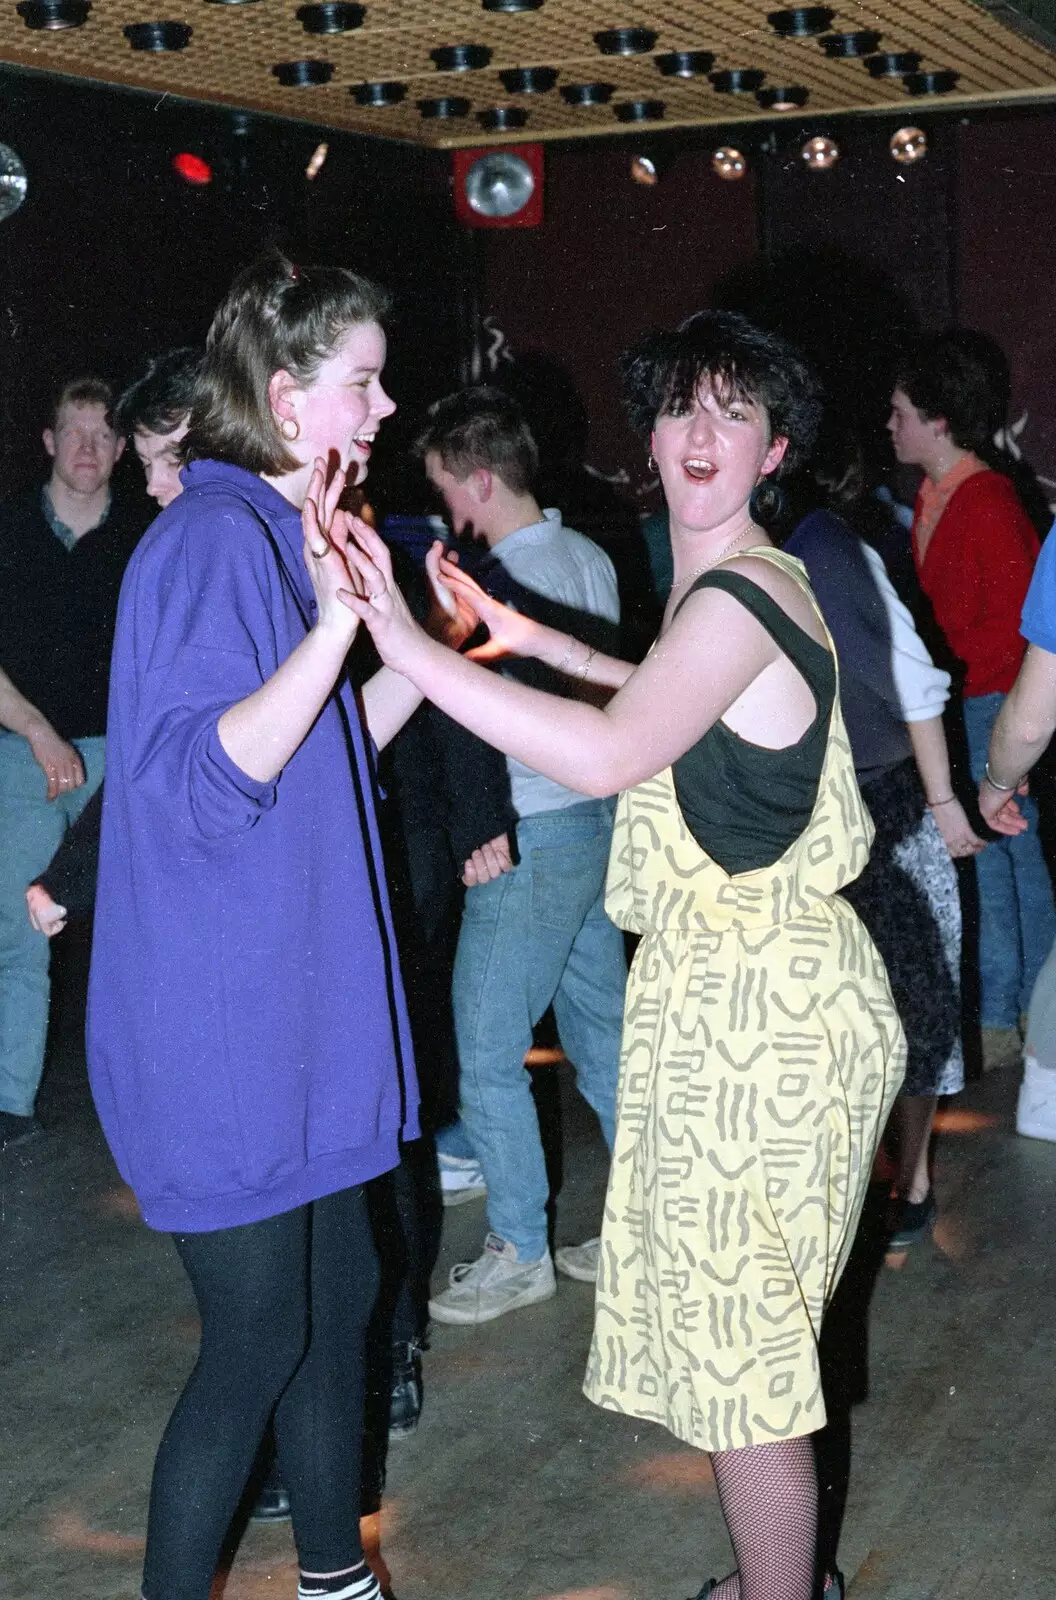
xmin=279 ymin=417 xmax=300 ymax=442
xmin=647 ymin=453 xmax=658 ymax=474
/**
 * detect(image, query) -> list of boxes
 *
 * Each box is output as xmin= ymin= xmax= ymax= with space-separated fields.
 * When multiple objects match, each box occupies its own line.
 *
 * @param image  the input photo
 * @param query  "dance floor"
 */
xmin=3 ymin=937 xmax=1056 ymax=1600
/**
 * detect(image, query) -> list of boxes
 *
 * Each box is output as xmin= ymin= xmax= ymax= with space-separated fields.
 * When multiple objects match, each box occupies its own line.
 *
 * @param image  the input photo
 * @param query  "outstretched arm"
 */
xmin=979 ymin=642 xmax=1056 ymax=833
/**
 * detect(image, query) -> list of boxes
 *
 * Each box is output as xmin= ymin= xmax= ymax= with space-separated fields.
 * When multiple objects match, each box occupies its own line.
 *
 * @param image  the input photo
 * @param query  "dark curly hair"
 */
xmin=620 ymin=310 xmax=823 ymax=474
xmin=895 ymin=329 xmax=1009 ymax=458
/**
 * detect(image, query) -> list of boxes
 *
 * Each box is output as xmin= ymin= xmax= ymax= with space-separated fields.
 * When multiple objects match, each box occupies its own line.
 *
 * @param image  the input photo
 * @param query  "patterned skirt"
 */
xmin=841 ymin=758 xmax=964 ymax=1098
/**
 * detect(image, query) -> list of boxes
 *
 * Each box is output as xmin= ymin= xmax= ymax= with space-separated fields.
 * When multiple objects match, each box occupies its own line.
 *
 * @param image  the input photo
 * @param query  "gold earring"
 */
xmin=279 ymin=417 xmax=299 ymax=442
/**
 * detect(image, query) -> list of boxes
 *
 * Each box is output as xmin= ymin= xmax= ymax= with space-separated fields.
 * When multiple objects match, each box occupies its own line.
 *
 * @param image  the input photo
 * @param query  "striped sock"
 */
xmin=297 ymin=1560 xmax=381 ymax=1600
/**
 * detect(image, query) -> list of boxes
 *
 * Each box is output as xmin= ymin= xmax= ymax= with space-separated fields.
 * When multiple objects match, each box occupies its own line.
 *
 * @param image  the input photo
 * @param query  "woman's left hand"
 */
xmin=978 ymin=777 xmax=1031 ymax=836
xmin=423 ymin=541 xmax=479 ymax=650
xmin=341 ymin=519 xmax=431 ymax=676
xmin=302 ymin=460 xmax=366 ymax=646
xmin=929 ymin=796 xmax=987 ymax=859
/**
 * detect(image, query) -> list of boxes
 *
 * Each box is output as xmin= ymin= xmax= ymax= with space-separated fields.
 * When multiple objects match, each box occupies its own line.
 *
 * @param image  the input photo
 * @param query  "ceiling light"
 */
xmin=595 ymin=27 xmax=657 ymax=55
xmin=203 ymin=0 xmax=260 ymax=7
xmin=629 ymin=147 xmax=674 ymax=185
xmin=710 ymin=69 xmax=765 ymax=94
xmin=124 ymin=20 xmax=192 ymax=49
xmin=712 ymin=147 xmax=747 ymax=181
xmin=904 ymin=69 xmax=959 ymax=96
xmin=16 ymin=0 xmax=90 ymax=27
xmin=296 ymin=2 xmax=364 ymax=32
xmin=889 ymin=125 xmax=927 ymax=164
xmin=498 ymin=66 xmax=558 ymax=93
xmin=431 ymin=44 xmax=492 ymax=71
xmin=615 ymin=99 xmax=665 ymax=122
xmin=417 ymin=96 xmax=472 ymax=118
xmin=172 ymin=151 xmax=212 ymax=184
xmin=271 ymin=59 xmax=334 ymax=85
xmin=0 ymin=143 xmax=27 ymax=220
xmin=801 ymin=134 xmax=839 ymax=169
xmin=865 ymin=51 xmax=921 ymax=78
xmin=464 ymin=150 xmax=536 ymax=217
xmin=559 ymin=82 xmax=614 ymax=106
xmin=757 ymin=85 xmax=808 ymax=110
xmin=483 ymin=0 xmax=543 ymax=8
xmin=656 ymin=50 xmax=714 ymax=78
xmin=820 ymin=31 xmax=882 ymax=57
xmin=352 ymin=80 xmax=407 ymax=106
xmin=305 ymin=142 xmax=328 ymax=178
xmin=767 ymin=7 xmax=834 ymax=37
xmin=478 ymin=106 xmax=529 ymax=130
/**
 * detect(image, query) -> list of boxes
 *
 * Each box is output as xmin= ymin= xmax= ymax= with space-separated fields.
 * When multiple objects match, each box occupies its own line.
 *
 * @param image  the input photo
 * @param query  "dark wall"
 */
xmin=0 ymin=69 xmax=467 ymax=506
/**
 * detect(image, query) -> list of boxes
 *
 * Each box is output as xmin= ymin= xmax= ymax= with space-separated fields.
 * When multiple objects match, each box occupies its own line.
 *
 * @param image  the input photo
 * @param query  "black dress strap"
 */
xmin=673 ymin=568 xmax=832 ymax=679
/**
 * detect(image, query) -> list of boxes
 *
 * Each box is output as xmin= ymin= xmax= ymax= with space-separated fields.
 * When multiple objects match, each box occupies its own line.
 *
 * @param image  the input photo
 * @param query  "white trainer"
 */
xmin=438 ymin=1152 xmax=488 ymax=1208
xmin=1017 ymin=1054 xmax=1056 ymax=1141
xmin=429 ymin=1233 xmax=556 ymax=1324
xmin=554 ymin=1236 xmax=600 ymax=1282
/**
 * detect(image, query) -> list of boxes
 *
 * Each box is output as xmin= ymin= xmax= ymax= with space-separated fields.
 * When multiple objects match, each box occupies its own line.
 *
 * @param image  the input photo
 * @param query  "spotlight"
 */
xmin=0 ymin=143 xmax=28 ymax=219
xmin=757 ymin=85 xmax=809 ymax=110
xmin=865 ymin=51 xmax=921 ymax=78
xmin=483 ymin=0 xmax=542 ymax=8
xmin=615 ymin=100 xmax=665 ymax=122
xmin=124 ymin=20 xmax=192 ymax=49
xmin=820 ymin=31 xmax=882 ymax=57
xmin=453 ymin=145 xmax=544 ymax=227
xmin=767 ymin=7 xmax=833 ymax=36
xmin=498 ymin=66 xmax=558 ymax=93
xmin=889 ymin=125 xmax=927 ymax=163
xmin=595 ymin=27 xmax=657 ymax=55
xmin=710 ymin=69 xmax=765 ymax=94
xmin=296 ymin=2 xmax=364 ymax=31
xmin=712 ymin=147 xmax=747 ymax=181
xmin=305 ymin=142 xmax=329 ymax=178
xmin=352 ymin=80 xmax=407 ymax=106
xmin=418 ymin=96 xmax=471 ymax=119
xmin=16 ymin=0 xmax=90 ymax=27
xmin=655 ymin=50 xmax=714 ymax=78
xmin=431 ymin=44 xmax=492 ymax=70
xmin=904 ymin=69 xmax=959 ymax=96
xmin=272 ymin=59 xmax=334 ymax=85
xmin=629 ymin=146 xmax=674 ymax=185
xmin=801 ymin=134 xmax=839 ymax=169
xmin=172 ymin=151 xmax=212 ymax=185
xmin=560 ymin=82 xmax=614 ymax=106
xmin=478 ymin=106 xmax=529 ymax=130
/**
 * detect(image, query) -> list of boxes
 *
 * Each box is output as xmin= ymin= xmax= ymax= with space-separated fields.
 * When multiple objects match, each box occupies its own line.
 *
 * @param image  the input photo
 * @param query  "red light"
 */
xmin=172 ymin=152 xmax=212 ymax=185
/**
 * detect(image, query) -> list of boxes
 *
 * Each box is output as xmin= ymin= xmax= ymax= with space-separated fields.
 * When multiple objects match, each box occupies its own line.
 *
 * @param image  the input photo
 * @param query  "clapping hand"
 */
xmin=301 ymin=459 xmax=369 ymax=642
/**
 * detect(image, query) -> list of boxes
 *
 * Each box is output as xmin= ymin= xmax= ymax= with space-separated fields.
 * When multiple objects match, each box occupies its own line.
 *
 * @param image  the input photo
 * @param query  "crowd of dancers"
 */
xmin=1 ymin=249 xmax=1055 ymax=1600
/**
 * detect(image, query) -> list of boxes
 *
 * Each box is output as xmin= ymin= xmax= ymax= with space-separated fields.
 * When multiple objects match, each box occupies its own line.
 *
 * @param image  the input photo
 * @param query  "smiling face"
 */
xmin=651 ymin=378 xmax=787 ymax=539
xmin=286 ymin=320 xmax=395 ymax=484
xmin=134 ymin=417 xmax=189 ymax=508
xmin=43 ymin=402 xmax=124 ymax=498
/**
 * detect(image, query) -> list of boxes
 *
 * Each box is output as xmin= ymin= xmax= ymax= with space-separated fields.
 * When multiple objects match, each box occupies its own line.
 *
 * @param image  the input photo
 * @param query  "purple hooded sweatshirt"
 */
xmin=87 ymin=460 xmax=418 ymax=1233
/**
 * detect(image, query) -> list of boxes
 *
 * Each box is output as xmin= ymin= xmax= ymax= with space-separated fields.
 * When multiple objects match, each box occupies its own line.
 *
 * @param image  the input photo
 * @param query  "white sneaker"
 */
xmin=438 ymin=1152 xmax=488 ymax=1208
xmin=1017 ymin=1054 xmax=1056 ymax=1141
xmin=429 ymin=1233 xmax=556 ymax=1324
xmin=554 ymin=1236 xmax=600 ymax=1282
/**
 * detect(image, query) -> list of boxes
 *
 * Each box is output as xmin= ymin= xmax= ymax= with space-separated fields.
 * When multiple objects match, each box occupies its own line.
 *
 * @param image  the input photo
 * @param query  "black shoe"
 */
xmin=249 ymin=1479 xmax=291 ymax=1522
xmin=388 ymin=1339 xmax=423 ymax=1439
xmin=0 ymin=1111 xmax=43 ymax=1152
xmin=888 ymin=1190 xmax=937 ymax=1250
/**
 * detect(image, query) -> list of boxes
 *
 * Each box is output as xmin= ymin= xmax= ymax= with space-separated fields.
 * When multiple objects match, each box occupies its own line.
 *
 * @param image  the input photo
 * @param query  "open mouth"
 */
xmin=352 ymin=433 xmax=375 ymax=457
xmin=683 ymin=457 xmax=717 ymax=483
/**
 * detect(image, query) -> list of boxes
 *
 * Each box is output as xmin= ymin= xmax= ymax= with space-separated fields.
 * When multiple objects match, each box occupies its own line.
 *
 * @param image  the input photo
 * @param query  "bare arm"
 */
xmin=979 ymin=642 xmax=1056 ymax=832
xmin=906 ymin=716 xmax=985 ymax=858
xmin=0 ymin=665 xmax=85 ymax=798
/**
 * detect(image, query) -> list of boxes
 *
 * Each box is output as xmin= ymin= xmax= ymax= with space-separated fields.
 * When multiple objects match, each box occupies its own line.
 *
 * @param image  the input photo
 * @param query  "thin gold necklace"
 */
xmin=669 ymin=523 xmax=761 ymax=595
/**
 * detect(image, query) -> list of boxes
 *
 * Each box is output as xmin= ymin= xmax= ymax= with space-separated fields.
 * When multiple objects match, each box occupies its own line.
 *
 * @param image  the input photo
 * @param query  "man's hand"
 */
xmin=462 ymin=832 xmax=515 ymax=887
xmin=25 ymin=884 xmax=68 ymax=937
xmin=25 ymin=721 xmax=85 ymax=801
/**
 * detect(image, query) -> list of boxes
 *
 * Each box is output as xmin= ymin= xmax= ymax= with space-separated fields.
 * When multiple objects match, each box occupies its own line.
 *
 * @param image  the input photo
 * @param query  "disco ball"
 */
xmin=463 ymin=150 xmax=535 ymax=217
xmin=801 ymin=134 xmax=839 ymax=170
xmin=0 ymin=144 xmax=27 ymax=220
xmin=889 ymin=125 xmax=927 ymax=165
xmin=712 ymin=146 xmax=747 ymax=181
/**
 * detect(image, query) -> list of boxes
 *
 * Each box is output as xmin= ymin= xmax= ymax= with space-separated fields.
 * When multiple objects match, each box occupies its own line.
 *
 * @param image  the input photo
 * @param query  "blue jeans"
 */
xmin=0 ymin=732 xmax=105 ymax=1116
xmin=452 ymin=799 xmax=626 ymax=1261
xmin=962 ymin=692 xmax=1056 ymax=1026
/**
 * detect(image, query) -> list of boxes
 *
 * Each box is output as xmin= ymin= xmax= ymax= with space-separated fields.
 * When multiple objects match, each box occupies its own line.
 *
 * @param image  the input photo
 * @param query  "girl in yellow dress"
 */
xmin=339 ymin=313 xmax=905 ymax=1600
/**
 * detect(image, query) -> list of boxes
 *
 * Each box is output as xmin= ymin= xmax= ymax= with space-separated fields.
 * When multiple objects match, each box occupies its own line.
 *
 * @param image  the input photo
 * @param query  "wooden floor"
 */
xmin=3 ymin=946 xmax=1056 ymax=1600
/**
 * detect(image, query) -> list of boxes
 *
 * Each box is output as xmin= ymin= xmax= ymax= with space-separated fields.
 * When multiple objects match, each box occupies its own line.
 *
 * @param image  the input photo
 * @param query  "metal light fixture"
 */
xmin=16 ymin=0 xmax=90 ymax=26
xmin=595 ymin=27 xmax=657 ymax=55
xmin=352 ymin=81 xmax=407 ymax=106
xmin=0 ymin=143 xmax=28 ymax=219
xmin=801 ymin=134 xmax=839 ymax=169
xmin=768 ymin=7 xmax=834 ymax=37
xmin=296 ymin=2 xmax=365 ymax=31
xmin=656 ymin=50 xmax=714 ymax=78
xmin=560 ymin=82 xmax=614 ymax=106
xmin=272 ymin=59 xmax=334 ymax=85
xmin=418 ymin=96 xmax=472 ymax=119
xmin=710 ymin=69 xmax=766 ymax=94
xmin=865 ymin=51 xmax=922 ymax=78
xmin=712 ymin=147 xmax=747 ymax=181
xmin=889 ymin=125 xmax=927 ymax=163
xmin=904 ymin=69 xmax=959 ymax=96
xmin=483 ymin=0 xmax=543 ymax=9
xmin=124 ymin=20 xmax=192 ymax=49
xmin=463 ymin=149 xmax=536 ymax=217
xmin=820 ymin=31 xmax=882 ymax=57
xmin=498 ymin=66 xmax=558 ymax=93
xmin=629 ymin=144 xmax=675 ymax=185
xmin=615 ymin=99 xmax=665 ymax=122
xmin=431 ymin=44 xmax=492 ymax=70
xmin=757 ymin=86 xmax=809 ymax=110
xmin=478 ymin=106 xmax=529 ymax=130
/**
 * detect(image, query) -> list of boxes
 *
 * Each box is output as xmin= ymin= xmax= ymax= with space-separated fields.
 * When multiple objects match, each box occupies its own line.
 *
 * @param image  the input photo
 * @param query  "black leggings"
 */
xmin=142 ymin=1185 xmax=379 ymax=1600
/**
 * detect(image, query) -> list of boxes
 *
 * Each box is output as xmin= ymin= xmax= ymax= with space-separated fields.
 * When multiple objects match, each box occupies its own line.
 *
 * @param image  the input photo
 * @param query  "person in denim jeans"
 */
xmin=417 ymin=386 xmax=626 ymax=1325
xmin=890 ymin=331 xmax=1055 ymax=1063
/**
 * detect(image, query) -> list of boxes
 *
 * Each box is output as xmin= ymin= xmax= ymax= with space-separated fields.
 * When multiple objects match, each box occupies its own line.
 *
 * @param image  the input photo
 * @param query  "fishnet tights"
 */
xmin=708 ymin=1436 xmax=818 ymax=1600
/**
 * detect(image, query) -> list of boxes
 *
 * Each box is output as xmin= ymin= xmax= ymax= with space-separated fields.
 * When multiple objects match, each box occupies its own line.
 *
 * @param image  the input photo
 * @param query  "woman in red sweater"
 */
xmin=889 ymin=331 xmax=1055 ymax=1066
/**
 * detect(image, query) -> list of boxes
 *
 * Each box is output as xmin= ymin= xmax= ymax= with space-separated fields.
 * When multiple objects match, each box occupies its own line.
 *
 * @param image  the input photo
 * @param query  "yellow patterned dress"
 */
xmin=583 ymin=548 xmax=906 ymax=1453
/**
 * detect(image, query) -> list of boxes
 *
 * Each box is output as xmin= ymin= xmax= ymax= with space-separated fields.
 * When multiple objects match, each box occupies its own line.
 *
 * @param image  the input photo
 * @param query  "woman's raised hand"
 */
xmin=435 ymin=556 xmax=539 ymax=663
xmin=301 ymin=459 xmax=363 ymax=644
xmin=340 ymin=518 xmax=430 ymax=675
xmin=423 ymin=540 xmax=480 ymax=650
